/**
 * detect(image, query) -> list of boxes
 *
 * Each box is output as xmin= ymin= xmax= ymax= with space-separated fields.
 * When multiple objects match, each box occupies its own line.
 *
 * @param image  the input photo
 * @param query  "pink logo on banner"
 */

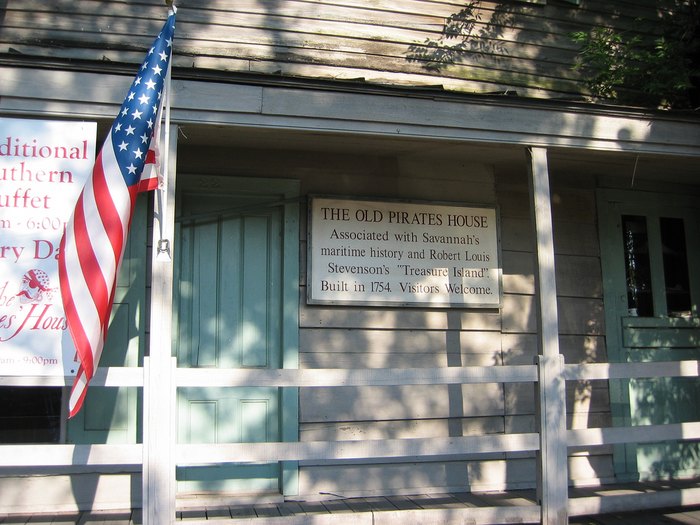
xmin=16 ymin=269 xmax=55 ymax=304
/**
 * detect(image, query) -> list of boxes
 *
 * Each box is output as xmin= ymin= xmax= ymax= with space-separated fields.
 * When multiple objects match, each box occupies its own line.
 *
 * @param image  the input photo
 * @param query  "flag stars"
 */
xmin=107 ymin=17 xmax=173 ymax=187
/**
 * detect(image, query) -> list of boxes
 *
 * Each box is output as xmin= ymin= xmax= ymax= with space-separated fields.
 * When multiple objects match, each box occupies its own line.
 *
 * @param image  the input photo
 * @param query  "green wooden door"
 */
xmin=174 ymin=177 xmax=299 ymax=496
xmin=598 ymin=189 xmax=700 ymax=480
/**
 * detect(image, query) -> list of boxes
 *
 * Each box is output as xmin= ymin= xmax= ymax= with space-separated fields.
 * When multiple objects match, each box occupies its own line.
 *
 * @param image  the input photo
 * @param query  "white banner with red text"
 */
xmin=0 ymin=117 xmax=96 ymax=376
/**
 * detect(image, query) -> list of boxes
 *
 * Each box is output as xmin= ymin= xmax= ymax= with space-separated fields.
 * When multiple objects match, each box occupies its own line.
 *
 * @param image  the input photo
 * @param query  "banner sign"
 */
xmin=308 ymin=197 xmax=501 ymax=307
xmin=0 ymin=117 xmax=97 ymax=376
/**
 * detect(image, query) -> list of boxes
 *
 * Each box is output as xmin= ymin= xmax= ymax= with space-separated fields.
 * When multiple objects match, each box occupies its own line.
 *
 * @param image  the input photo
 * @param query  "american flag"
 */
xmin=59 ymin=10 xmax=176 ymax=418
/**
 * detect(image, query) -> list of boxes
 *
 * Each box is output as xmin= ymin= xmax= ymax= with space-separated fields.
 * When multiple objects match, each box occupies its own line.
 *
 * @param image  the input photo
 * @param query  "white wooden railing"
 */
xmin=1 ymin=146 xmax=698 ymax=523
xmin=2 ymin=358 xmax=699 ymax=524
xmin=564 ymin=359 xmax=700 ymax=517
xmin=175 ymin=364 xmax=541 ymax=465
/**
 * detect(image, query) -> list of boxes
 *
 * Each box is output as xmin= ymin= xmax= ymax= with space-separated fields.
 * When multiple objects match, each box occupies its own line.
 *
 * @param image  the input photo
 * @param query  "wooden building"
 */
xmin=0 ymin=1 xmax=699 ymax=524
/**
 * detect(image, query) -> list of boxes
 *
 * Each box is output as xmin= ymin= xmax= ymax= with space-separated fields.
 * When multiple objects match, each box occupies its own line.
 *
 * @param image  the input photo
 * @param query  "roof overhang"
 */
xmin=2 ymin=65 xmax=699 ymax=185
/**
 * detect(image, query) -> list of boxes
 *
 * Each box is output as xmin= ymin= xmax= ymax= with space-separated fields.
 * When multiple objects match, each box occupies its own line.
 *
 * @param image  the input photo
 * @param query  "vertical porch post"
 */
xmin=527 ymin=147 xmax=568 ymax=525
xmin=143 ymin=123 xmax=178 ymax=524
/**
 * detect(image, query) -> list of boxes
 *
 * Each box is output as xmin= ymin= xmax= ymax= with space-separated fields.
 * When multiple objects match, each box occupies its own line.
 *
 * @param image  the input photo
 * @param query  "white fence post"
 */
xmin=535 ymin=354 xmax=568 ymax=524
xmin=528 ymin=146 xmax=568 ymax=524
xmin=143 ymin=123 xmax=178 ymax=524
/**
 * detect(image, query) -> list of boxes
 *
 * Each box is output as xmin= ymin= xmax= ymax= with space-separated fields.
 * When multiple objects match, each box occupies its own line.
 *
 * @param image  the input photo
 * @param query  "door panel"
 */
xmin=174 ymin=179 xmax=296 ymax=496
xmin=176 ymin=387 xmax=279 ymax=493
xmin=177 ymin=388 xmax=278 ymax=444
xmin=177 ymin=209 xmax=280 ymax=369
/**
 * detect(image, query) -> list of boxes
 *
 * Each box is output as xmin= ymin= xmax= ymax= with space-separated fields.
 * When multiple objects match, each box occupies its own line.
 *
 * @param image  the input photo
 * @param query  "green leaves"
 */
xmin=572 ymin=3 xmax=699 ymax=109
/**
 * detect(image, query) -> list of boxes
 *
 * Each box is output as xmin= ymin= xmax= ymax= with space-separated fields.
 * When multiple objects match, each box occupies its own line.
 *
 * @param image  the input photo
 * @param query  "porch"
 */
xmin=2 ymin=481 xmax=700 ymax=524
xmin=2 ymin=354 xmax=700 ymax=524
xmin=1 ymin=67 xmax=699 ymax=525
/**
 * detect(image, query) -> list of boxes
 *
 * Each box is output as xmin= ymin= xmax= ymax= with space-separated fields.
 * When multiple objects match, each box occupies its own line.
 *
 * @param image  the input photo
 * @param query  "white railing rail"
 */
xmin=0 ymin=367 xmax=144 ymax=387
xmin=563 ymin=359 xmax=700 ymax=517
xmin=174 ymin=364 xmax=538 ymax=387
xmin=1 ymin=358 xmax=698 ymax=523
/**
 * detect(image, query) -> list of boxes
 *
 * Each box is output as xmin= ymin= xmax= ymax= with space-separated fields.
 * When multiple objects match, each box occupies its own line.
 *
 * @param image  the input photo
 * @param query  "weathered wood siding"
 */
xmin=297 ymin=158 xmax=613 ymax=494
xmin=496 ymin=166 xmax=613 ymax=491
xmin=0 ymin=0 xmax=627 ymax=501
xmin=296 ymin=157 xmax=503 ymax=495
xmin=173 ymin=142 xmax=614 ymax=496
xmin=0 ymin=0 xmax=672 ymax=100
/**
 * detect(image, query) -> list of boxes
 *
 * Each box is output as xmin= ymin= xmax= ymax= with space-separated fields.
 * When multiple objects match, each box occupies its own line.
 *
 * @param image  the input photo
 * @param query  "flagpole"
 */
xmin=156 ymin=2 xmax=176 ymax=262
xmin=144 ymin=4 xmax=177 ymax=522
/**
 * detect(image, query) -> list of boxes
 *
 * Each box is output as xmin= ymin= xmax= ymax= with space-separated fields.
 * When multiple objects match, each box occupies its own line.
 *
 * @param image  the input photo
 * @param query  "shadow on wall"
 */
xmin=294 ymin=165 xmax=613 ymax=495
xmin=405 ymin=1 xmax=512 ymax=76
xmin=630 ymin=346 xmax=700 ymax=478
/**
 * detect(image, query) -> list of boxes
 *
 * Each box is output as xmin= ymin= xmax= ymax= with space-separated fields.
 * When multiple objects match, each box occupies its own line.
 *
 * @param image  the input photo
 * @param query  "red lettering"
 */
xmin=0 ymin=303 xmax=66 ymax=342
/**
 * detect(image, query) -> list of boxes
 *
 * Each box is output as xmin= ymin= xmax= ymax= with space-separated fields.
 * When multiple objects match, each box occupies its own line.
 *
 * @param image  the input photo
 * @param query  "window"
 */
xmin=622 ymin=215 xmax=653 ymax=316
xmin=0 ymin=387 xmax=62 ymax=443
xmin=660 ymin=217 xmax=691 ymax=316
xmin=622 ymin=215 xmax=693 ymax=317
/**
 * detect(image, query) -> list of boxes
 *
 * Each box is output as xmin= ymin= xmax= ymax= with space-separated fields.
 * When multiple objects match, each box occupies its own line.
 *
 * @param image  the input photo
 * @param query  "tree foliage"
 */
xmin=572 ymin=1 xmax=700 ymax=109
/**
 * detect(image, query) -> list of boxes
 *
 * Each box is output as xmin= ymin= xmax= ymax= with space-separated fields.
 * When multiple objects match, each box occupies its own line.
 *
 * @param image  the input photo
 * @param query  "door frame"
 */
xmin=173 ymin=174 xmax=300 ymax=496
xmin=597 ymin=188 xmax=700 ymax=478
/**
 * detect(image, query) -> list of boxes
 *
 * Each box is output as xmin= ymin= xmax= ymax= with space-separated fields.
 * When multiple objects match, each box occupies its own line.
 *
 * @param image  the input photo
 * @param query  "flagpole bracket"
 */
xmin=156 ymin=239 xmax=172 ymax=262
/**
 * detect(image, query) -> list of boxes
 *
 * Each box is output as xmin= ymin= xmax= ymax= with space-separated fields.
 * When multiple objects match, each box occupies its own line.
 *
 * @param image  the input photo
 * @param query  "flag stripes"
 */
xmin=59 ymin=10 xmax=176 ymax=417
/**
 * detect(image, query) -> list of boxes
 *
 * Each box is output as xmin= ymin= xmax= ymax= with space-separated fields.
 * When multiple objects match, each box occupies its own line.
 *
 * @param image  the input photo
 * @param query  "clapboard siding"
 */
xmin=0 ymin=0 xmax=685 ymax=510
xmin=302 ymin=416 xmax=508 ymax=441
xmin=493 ymin=167 xmax=613 ymax=487
xmin=0 ymin=1 xmax=662 ymax=50
xmin=300 ymin=328 xmax=502 ymax=368
xmin=293 ymin=156 xmax=612 ymax=494
xmin=300 ymin=303 xmax=502 ymax=331
xmin=300 ymin=383 xmax=507 ymax=422
xmin=297 ymin=454 xmax=614 ymax=494
xmin=0 ymin=0 xmax=677 ymax=101
xmin=296 ymin=156 xmax=507 ymax=494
